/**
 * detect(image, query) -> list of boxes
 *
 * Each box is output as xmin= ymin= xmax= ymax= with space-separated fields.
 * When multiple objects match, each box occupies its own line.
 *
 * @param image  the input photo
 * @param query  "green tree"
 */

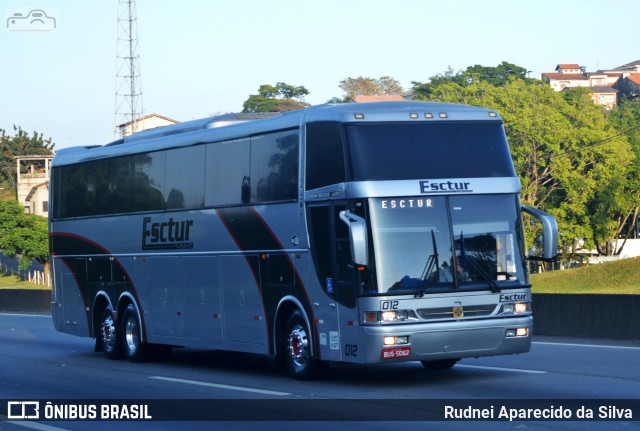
xmin=0 ymin=198 xmax=49 ymax=272
xmin=242 ymin=82 xmax=310 ymax=113
xmin=593 ymin=99 xmax=640 ymax=255
xmin=412 ymin=62 xmax=533 ymax=100
xmin=337 ymin=76 xmax=404 ymax=101
xmin=0 ymin=126 xmax=54 ymax=193
xmin=464 ymin=61 xmax=531 ymax=85
xmin=411 ymin=68 xmax=633 ymax=258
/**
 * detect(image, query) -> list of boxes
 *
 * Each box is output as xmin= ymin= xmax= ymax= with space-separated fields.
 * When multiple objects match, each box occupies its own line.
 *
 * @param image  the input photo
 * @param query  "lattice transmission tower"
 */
xmin=114 ymin=0 xmax=143 ymax=137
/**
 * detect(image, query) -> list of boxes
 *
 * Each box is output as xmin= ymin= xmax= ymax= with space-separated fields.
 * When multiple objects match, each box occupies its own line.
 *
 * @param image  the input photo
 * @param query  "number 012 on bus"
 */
xmin=49 ymin=102 xmax=558 ymax=379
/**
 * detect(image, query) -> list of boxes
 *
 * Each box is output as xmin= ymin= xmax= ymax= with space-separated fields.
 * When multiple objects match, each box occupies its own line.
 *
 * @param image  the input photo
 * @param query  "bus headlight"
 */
xmin=382 ymin=310 xmax=408 ymax=322
xmin=506 ymin=327 xmax=529 ymax=337
xmin=500 ymin=302 xmax=530 ymax=314
xmin=363 ymin=310 xmax=418 ymax=324
xmin=514 ymin=302 xmax=529 ymax=313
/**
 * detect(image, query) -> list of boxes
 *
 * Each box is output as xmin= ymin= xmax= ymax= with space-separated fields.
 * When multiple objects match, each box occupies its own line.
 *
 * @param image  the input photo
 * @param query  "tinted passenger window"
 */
xmin=53 ymin=129 xmax=299 ymax=219
xmin=130 ymin=153 xmax=165 ymax=212
xmin=57 ymin=162 xmax=96 ymax=218
xmin=205 ymin=138 xmax=251 ymax=206
xmin=165 ymin=146 xmax=204 ymax=209
xmin=305 ymin=122 xmax=346 ymax=190
xmin=250 ymin=130 xmax=298 ymax=203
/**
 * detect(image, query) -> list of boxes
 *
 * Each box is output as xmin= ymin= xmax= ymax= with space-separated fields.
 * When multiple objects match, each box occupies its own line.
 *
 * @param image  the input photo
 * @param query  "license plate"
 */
xmin=381 ymin=347 xmax=411 ymax=359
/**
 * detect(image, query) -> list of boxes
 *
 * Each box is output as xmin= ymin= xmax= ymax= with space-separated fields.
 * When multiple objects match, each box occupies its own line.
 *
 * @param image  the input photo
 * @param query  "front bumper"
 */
xmin=358 ymin=316 xmax=532 ymax=364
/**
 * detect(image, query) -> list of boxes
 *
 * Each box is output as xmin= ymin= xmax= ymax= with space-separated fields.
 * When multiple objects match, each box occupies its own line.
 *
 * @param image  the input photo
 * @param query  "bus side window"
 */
xmin=205 ymin=138 xmax=251 ymax=207
xmin=305 ymin=122 xmax=346 ymax=190
xmin=250 ymin=130 xmax=298 ymax=203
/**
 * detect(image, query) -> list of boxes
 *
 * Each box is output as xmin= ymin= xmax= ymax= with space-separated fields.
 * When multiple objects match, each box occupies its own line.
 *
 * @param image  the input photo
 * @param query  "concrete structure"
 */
xmin=616 ymin=73 xmax=640 ymax=100
xmin=116 ymin=113 xmax=178 ymax=137
xmin=15 ymin=155 xmax=52 ymax=217
xmin=587 ymin=86 xmax=618 ymax=109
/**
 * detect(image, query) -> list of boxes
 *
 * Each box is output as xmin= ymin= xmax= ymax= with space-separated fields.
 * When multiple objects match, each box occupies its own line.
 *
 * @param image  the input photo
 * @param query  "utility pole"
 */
xmin=114 ymin=0 xmax=143 ymax=137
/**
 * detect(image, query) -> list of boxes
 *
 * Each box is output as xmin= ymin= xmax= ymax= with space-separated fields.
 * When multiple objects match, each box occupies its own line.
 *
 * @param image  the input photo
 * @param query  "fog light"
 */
xmin=506 ymin=329 xmax=516 ymax=337
xmin=395 ymin=336 xmax=409 ymax=345
xmin=383 ymin=336 xmax=409 ymax=346
xmin=516 ymin=327 xmax=528 ymax=337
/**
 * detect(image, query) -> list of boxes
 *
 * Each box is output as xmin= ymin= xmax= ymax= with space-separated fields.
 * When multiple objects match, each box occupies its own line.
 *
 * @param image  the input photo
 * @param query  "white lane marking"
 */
xmin=457 ymin=364 xmax=547 ymax=374
xmin=533 ymin=341 xmax=640 ymax=351
xmin=0 ymin=416 xmax=70 ymax=431
xmin=149 ymin=376 xmax=291 ymax=396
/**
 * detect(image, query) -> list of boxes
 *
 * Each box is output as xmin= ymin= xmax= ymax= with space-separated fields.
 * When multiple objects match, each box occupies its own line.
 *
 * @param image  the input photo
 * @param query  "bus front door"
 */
xmin=308 ymin=203 xmax=361 ymax=362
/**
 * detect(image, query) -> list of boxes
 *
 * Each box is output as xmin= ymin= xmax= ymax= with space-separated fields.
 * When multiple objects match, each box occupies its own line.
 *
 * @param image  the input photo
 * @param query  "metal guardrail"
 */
xmin=0 ymin=261 xmax=50 ymax=287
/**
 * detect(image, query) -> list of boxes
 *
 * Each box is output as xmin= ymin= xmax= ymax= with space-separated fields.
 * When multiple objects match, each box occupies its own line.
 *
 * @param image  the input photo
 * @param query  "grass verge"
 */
xmin=0 ymin=272 xmax=50 ymax=290
xmin=531 ymin=256 xmax=640 ymax=294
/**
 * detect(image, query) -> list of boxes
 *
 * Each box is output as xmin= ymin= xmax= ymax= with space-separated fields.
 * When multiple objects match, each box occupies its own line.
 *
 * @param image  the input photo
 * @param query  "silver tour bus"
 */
xmin=49 ymin=102 xmax=558 ymax=379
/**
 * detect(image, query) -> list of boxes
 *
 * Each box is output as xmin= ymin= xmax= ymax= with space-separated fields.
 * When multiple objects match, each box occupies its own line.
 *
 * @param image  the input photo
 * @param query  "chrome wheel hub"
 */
xmin=287 ymin=325 xmax=309 ymax=366
xmin=101 ymin=315 xmax=116 ymax=351
xmin=124 ymin=315 xmax=139 ymax=353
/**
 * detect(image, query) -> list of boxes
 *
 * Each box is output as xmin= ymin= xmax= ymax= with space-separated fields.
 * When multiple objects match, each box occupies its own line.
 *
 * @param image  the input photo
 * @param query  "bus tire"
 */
xmin=420 ymin=359 xmax=459 ymax=370
xmin=284 ymin=310 xmax=326 ymax=380
xmin=100 ymin=307 xmax=124 ymax=360
xmin=122 ymin=303 xmax=149 ymax=362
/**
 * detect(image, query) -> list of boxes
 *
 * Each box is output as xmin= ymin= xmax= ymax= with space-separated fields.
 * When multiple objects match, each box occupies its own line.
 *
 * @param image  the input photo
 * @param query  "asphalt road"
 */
xmin=0 ymin=312 xmax=638 ymax=431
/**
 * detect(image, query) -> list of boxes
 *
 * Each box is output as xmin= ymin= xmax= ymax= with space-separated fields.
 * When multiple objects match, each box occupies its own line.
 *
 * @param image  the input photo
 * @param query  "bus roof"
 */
xmin=52 ymin=101 xmax=503 ymax=167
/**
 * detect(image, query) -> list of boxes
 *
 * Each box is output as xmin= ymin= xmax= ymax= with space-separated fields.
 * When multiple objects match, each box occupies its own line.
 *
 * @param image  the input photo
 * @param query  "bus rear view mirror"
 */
xmin=339 ymin=210 xmax=369 ymax=267
xmin=522 ymin=205 xmax=559 ymax=262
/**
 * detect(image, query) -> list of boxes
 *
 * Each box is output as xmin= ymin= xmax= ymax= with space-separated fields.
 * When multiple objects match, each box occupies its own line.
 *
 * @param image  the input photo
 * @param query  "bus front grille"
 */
xmin=416 ymin=305 xmax=496 ymax=320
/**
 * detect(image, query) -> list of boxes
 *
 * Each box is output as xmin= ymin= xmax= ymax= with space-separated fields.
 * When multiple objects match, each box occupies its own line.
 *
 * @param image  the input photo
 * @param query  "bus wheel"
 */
xmin=122 ymin=304 xmax=150 ymax=362
xmin=100 ymin=307 xmax=123 ymax=360
xmin=420 ymin=359 xmax=459 ymax=370
xmin=284 ymin=311 xmax=326 ymax=380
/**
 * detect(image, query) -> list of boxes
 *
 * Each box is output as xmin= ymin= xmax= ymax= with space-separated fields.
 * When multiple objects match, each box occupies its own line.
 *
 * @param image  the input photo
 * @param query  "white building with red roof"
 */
xmin=542 ymin=60 xmax=640 ymax=108
xmin=541 ymin=64 xmax=589 ymax=91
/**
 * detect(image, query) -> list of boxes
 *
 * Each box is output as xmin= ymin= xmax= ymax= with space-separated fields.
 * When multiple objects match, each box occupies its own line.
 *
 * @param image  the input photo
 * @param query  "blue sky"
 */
xmin=1 ymin=0 xmax=638 ymax=150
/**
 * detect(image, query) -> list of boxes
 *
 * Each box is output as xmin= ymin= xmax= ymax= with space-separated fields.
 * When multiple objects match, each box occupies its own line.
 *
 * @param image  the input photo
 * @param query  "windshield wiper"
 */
xmin=416 ymin=230 xmax=439 ymax=298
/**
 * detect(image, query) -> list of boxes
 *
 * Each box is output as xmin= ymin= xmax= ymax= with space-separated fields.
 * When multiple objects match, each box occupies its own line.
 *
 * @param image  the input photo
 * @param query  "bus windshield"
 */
xmin=345 ymin=122 xmax=516 ymax=181
xmin=368 ymin=194 xmax=527 ymax=295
